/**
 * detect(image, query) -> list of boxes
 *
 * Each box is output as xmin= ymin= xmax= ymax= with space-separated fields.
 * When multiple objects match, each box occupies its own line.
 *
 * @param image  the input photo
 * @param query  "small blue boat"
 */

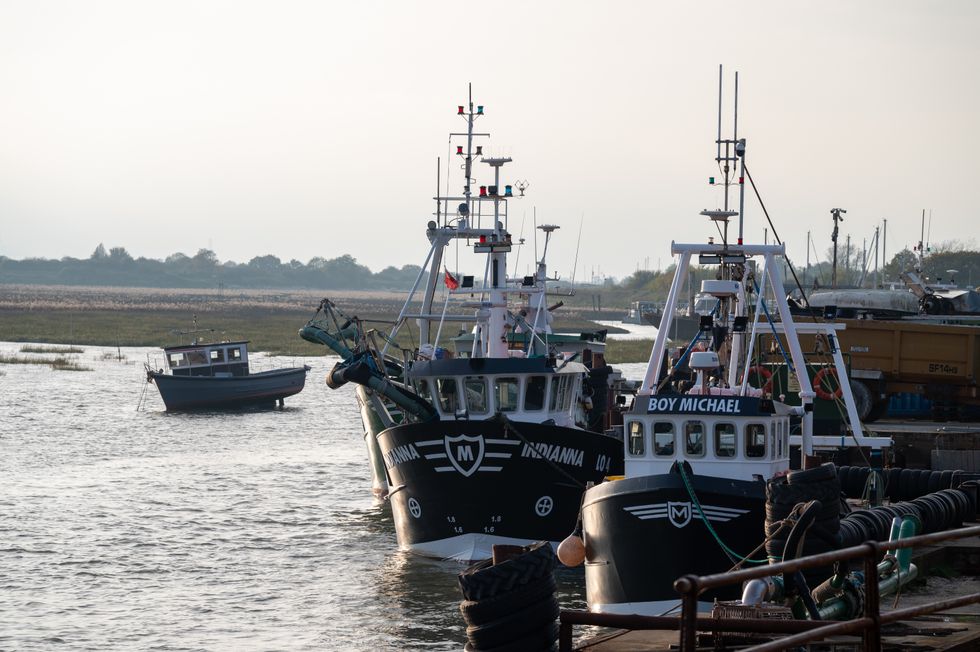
xmin=146 ymin=340 xmax=309 ymax=411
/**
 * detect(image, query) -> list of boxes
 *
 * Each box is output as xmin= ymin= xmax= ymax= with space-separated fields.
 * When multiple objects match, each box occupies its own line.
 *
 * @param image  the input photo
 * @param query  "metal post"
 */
xmin=863 ymin=541 xmax=882 ymax=651
xmin=559 ymin=620 xmax=573 ymax=652
xmin=675 ymin=575 xmax=700 ymax=652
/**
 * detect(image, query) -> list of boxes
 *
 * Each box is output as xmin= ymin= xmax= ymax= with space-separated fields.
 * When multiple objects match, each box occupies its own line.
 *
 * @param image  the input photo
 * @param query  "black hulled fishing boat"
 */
xmin=302 ymin=89 xmax=625 ymax=559
xmin=579 ymin=70 xmax=890 ymax=615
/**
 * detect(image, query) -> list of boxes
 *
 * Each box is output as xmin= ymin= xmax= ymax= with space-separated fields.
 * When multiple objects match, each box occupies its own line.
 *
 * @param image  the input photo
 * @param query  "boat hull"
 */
xmin=149 ymin=367 xmax=309 ymax=411
xmin=582 ymin=471 xmax=765 ymax=615
xmin=378 ymin=419 xmax=622 ymax=561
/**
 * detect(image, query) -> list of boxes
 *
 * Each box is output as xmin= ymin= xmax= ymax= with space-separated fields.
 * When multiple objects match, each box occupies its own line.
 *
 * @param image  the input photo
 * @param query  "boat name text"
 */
xmin=520 ymin=442 xmax=584 ymax=468
xmin=383 ymin=443 xmax=421 ymax=468
xmin=647 ymin=396 xmax=744 ymax=414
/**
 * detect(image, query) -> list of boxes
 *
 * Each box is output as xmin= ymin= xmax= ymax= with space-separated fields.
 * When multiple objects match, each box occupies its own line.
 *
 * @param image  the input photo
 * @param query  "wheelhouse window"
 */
xmin=227 ymin=347 xmax=242 ymax=361
xmin=168 ymin=352 xmax=187 ymax=367
xmin=654 ymin=422 xmax=675 ymax=456
xmin=746 ymin=423 xmax=767 ymax=458
xmin=464 ymin=377 xmax=488 ymax=414
xmin=436 ymin=378 xmax=459 ymax=413
xmin=627 ymin=421 xmax=645 ymax=456
xmin=524 ymin=376 xmax=547 ymax=411
xmin=494 ymin=377 xmax=520 ymax=412
xmin=210 ymin=349 xmax=225 ymax=363
xmin=186 ymin=350 xmax=208 ymax=366
xmin=551 ymin=376 xmax=572 ymax=411
xmin=684 ymin=421 xmax=706 ymax=457
xmin=714 ymin=423 xmax=736 ymax=458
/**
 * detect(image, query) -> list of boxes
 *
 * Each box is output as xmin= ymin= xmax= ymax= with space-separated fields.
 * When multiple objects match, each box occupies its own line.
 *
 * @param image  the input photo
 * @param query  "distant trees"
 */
xmin=0 ymin=245 xmax=427 ymax=290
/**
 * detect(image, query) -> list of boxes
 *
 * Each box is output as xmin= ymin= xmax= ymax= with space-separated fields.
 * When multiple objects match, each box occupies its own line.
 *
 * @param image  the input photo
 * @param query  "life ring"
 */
xmin=813 ymin=367 xmax=843 ymax=401
xmin=745 ymin=365 xmax=773 ymax=393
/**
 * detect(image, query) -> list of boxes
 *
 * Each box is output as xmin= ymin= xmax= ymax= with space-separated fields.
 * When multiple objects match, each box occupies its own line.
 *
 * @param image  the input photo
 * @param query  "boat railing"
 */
xmin=558 ymin=523 xmax=980 ymax=652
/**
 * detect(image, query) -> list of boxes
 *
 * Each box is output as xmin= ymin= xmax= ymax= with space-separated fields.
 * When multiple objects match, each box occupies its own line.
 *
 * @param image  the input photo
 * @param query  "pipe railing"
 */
xmin=558 ymin=523 xmax=980 ymax=652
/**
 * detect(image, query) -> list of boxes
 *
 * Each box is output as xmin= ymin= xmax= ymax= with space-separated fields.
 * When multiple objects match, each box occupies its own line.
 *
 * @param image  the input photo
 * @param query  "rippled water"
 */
xmin=1 ymin=343 xmax=644 ymax=650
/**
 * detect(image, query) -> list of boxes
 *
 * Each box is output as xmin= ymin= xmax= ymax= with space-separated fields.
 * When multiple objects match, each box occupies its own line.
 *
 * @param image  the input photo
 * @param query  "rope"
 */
xmin=497 ymin=415 xmax=586 ymax=489
xmin=677 ymin=462 xmax=769 ymax=564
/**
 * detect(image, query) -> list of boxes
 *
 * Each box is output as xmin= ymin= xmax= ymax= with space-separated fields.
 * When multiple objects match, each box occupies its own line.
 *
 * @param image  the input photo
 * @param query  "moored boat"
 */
xmin=303 ymin=89 xmax=627 ymax=559
xmin=579 ymin=72 xmax=891 ymax=615
xmin=146 ymin=339 xmax=309 ymax=411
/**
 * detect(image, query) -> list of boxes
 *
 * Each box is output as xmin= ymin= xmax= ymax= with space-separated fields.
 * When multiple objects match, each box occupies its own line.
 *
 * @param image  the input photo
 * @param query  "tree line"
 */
xmin=613 ymin=244 xmax=980 ymax=303
xmin=0 ymin=244 xmax=424 ymax=290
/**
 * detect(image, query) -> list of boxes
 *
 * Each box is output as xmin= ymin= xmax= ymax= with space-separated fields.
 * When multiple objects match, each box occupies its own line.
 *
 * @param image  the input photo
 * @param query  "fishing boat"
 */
xmin=578 ymin=71 xmax=891 ymax=615
xmin=302 ymin=89 xmax=625 ymax=560
xmin=146 ymin=339 xmax=309 ymax=411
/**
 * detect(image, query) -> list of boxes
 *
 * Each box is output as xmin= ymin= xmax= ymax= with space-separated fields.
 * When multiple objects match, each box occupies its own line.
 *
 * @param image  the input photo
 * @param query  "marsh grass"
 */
xmin=19 ymin=344 xmax=84 ymax=354
xmin=49 ymin=356 xmax=91 ymax=371
xmin=0 ymin=286 xmax=652 ymax=363
xmin=0 ymin=353 xmax=91 ymax=371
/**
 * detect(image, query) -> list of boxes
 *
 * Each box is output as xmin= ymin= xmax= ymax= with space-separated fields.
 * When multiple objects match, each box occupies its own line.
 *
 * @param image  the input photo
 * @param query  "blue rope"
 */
xmin=752 ymin=279 xmax=794 ymax=374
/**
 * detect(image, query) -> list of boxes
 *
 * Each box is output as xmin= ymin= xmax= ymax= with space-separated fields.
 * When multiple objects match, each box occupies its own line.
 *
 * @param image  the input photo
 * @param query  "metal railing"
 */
xmin=558 ymin=523 xmax=980 ymax=652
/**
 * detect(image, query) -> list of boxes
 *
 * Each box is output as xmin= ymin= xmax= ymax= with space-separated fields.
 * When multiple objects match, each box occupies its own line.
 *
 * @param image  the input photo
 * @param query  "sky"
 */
xmin=1 ymin=1 xmax=978 ymax=282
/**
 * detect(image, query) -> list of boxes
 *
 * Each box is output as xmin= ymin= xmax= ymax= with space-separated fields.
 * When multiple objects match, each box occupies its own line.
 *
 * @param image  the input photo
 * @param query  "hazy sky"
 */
xmin=1 ymin=1 xmax=978 ymax=282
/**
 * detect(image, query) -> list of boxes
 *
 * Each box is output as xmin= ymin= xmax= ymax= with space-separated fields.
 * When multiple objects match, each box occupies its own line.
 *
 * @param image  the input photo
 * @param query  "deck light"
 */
xmin=488 ymin=185 xmax=498 ymax=196
xmin=504 ymin=185 xmax=513 ymax=197
xmin=457 ymin=146 xmax=464 ymax=155
xmin=479 ymin=186 xmax=487 ymax=197
xmin=458 ymin=106 xmax=464 ymax=114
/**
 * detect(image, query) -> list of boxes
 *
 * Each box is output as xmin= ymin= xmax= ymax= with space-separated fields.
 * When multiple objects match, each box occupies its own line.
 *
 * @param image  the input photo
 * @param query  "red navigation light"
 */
xmin=739 ymin=177 xmax=744 ymax=184
xmin=456 ymin=146 xmax=463 ymax=155
xmin=457 ymin=106 xmax=464 ymax=115
xmin=737 ymin=237 xmax=743 ymax=245
xmin=479 ymin=235 xmax=487 ymax=243
xmin=479 ymin=186 xmax=487 ymax=197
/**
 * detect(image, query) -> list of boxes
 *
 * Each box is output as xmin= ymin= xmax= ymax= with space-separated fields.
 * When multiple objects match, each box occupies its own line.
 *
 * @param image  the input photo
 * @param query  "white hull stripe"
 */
xmin=403 ymin=533 xmax=558 ymax=562
xmin=624 ymin=502 xmax=750 ymax=522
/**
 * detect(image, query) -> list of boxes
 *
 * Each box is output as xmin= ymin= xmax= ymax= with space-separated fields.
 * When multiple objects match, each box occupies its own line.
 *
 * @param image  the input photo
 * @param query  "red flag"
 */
xmin=444 ymin=268 xmax=460 ymax=290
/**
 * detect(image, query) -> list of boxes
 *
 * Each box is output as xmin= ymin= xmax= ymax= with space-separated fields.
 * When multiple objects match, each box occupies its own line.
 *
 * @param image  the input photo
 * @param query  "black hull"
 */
xmin=378 ymin=420 xmax=623 ymax=561
xmin=149 ymin=367 xmax=309 ymax=411
xmin=582 ymin=472 xmax=765 ymax=614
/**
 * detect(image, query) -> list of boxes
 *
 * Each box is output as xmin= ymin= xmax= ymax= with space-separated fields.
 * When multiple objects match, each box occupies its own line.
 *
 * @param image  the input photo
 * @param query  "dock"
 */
xmin=564 ymin=525 xmax=980 ymax=651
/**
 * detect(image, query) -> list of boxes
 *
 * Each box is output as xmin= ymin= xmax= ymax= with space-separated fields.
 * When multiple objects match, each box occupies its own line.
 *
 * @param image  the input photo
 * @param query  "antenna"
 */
xmin=712 ymin=65 xmax=746 ymax=244
xmin=570 ymin=215 xmax=584 ymax=285
xmin=533 ymin=207 xmax=538 ymax=267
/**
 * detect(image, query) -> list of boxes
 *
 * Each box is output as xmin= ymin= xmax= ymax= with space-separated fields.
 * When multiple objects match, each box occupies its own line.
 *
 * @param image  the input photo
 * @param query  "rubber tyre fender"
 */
xmin=464 ymin=622 xmax=560 ymax=652
xmin=927 ymin=470 xmax=943 ymax=495
xmin=458 ymin=542 xmax=556 ymax=602
xmin=886 ymin=468 xmax=904 ymax=501
xmin=940 ymin=470 xmax=955 ymax=490
xmin=465 ymin=596 xmax=560 ymax=650
xmin=460 ymin=575 xmax=557 ymax=626
xmin=915 ymin=469 xmax=932 ymax=499
xmin=899 ymin=468 xmax=916 ymax=501
xmin=787 ymin=463 xmax=837 ymax=485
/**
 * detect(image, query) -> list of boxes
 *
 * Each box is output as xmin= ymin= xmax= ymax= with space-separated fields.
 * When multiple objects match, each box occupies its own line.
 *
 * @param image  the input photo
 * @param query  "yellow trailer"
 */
xmin=836 ymin=318 xmax=980 ymax=420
